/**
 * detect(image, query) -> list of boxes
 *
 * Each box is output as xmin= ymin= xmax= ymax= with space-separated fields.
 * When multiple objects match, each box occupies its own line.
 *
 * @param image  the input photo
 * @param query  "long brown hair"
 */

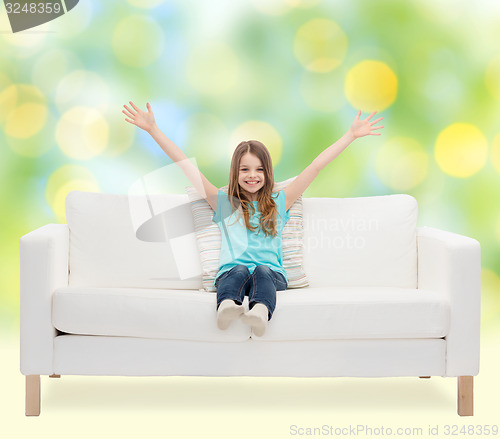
xmin=228 ymin=140 xmax=278 ymax=237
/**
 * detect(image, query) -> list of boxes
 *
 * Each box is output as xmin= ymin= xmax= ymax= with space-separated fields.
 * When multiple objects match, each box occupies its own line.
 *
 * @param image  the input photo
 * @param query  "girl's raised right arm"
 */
xmin=123 ymin=101 xmax=218 ymax=212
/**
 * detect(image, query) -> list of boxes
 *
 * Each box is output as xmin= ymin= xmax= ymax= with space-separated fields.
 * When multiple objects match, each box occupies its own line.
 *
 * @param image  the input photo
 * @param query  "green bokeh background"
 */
xmin=1 ymin=0 xmax=500 ymax=340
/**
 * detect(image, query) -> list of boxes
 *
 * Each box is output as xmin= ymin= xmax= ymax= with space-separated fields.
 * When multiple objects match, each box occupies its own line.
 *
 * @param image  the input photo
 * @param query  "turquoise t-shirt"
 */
xmin=212 ymin=189 xmax=290 ymax=287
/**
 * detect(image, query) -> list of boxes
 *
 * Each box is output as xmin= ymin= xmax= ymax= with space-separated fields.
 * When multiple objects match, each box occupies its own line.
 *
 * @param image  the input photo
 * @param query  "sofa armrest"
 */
xmin=20 ymin=224 xmax=69 ymax=375
xmin=416 ymin=226 xmax=481 ymax=376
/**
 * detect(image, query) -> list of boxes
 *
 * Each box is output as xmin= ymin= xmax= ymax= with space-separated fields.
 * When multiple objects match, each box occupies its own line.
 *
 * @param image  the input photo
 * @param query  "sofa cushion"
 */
xmin=302 ymin=194 xmax=418 ymax=288
xmin=185 ymin=177 xmax=308 ymax=292
xmin=52 ymin=286 xmax=448 ymax=342
xmin=65 ymin=191 xmax=203 ymax=289
xmin=52 ymin=287 xmax=250 ymax=342
xmin=257 ymin=287 xmax=449 ymax=341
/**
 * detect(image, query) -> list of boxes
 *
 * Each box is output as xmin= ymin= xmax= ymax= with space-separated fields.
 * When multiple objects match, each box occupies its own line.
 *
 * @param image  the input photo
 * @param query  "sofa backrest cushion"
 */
xmin=65 ymin=191 xmax=203 ymax=289
xmin=302 ymin=194 xmax=418 ymax=288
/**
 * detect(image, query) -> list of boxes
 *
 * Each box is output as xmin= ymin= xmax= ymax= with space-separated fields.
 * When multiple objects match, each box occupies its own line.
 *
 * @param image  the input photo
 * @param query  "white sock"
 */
xmin=240 ymin=303 xmax=269 ymax=337
xmin=217 ymin=299 xmax=245 ymax=330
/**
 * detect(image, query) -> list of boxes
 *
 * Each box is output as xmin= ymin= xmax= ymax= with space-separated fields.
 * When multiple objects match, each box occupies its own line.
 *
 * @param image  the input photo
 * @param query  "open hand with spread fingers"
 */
xmin=123 ymin=101 xmax=156 ymax=133
xmin=349 ymin=110 xmax=384 ymax=139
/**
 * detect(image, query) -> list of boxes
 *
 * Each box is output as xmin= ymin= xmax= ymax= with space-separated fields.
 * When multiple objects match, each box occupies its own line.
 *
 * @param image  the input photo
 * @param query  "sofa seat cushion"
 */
xmin=258 ymin=287 xmax=449 ymax=341
xmin=52 ymin=287 xmax=250 ymax=342
xmin=53 ymin=286 xmax=449 ymax=342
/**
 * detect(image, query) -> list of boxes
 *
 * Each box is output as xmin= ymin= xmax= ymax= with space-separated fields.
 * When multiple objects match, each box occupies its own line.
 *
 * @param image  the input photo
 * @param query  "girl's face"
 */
xmin=238 ymin=152 xmax=265 ymax=199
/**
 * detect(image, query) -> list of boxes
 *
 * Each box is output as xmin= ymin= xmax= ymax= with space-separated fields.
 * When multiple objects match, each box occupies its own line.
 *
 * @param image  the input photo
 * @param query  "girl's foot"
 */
xmin=217 ymin=299 xmax=245 ymax=330
xmin=241 ymin=303 xmax=268 ymax=337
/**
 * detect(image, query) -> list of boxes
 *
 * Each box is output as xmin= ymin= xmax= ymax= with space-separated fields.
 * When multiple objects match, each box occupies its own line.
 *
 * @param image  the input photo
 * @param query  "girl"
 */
xmin=123 ymin=101 xmax=384 ymax=336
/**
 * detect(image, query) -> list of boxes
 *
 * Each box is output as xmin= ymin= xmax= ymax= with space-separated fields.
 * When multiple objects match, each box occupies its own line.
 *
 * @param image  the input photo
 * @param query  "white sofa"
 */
xmin=19 ymin=190 xmax=481 ymax=416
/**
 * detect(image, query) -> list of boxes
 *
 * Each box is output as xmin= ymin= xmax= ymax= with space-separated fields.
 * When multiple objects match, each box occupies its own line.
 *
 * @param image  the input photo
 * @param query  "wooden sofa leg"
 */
xmin=25 ymin=375 xmax=40 ymax=416
xmin=458 ymin=376 xmax=473 ymax=416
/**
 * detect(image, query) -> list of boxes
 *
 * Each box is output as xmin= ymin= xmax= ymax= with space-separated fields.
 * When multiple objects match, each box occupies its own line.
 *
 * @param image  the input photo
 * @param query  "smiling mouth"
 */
xmin=245 ymin=181 xmax=260 ymax=185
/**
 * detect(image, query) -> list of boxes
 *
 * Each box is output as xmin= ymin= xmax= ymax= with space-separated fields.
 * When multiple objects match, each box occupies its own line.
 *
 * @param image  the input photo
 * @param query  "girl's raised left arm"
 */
xmin=284 ymin=110 xmax=384 ymax=211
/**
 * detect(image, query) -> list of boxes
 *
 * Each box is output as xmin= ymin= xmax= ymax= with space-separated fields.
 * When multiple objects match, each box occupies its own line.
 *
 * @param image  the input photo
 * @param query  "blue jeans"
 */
xmin=215 ymin=265 xmax=288 ymax=321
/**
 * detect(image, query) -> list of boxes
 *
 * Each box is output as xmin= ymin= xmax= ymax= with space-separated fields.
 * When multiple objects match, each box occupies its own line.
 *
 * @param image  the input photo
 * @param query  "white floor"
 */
xmin=3 ymin=326 xmax=499 ymax=439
